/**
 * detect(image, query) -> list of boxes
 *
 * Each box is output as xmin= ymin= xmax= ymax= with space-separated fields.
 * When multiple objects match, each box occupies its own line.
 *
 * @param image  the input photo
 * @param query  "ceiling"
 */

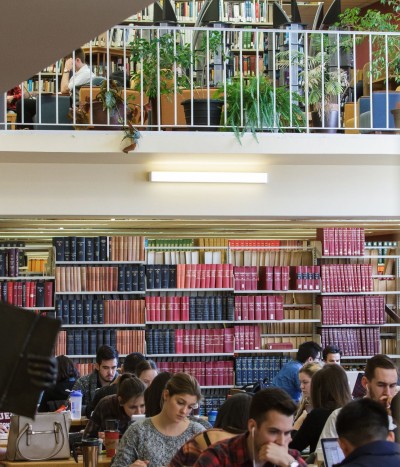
xmin=0 ymin=216 xmax=399 ymax=244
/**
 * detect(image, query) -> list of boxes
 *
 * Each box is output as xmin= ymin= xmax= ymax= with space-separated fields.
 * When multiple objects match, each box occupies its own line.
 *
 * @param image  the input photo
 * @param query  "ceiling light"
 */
xmin=149 ymin=172 xmax=268 ymax=184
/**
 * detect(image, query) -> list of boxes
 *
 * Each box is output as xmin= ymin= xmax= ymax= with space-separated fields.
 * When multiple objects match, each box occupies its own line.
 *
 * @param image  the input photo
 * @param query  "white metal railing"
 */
xmin=1 ymin=25 xmax=399 ymax=134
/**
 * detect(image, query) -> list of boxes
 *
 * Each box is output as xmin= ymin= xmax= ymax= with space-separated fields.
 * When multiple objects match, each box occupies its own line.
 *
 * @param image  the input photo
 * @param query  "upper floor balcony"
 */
xmin=1 ymin=23 xmax=399 ymax=160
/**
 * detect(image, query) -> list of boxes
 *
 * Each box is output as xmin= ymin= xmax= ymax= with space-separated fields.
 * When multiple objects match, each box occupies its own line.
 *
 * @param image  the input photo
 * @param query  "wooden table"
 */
xmin=0 ymin=454 xmax=111 ymax=467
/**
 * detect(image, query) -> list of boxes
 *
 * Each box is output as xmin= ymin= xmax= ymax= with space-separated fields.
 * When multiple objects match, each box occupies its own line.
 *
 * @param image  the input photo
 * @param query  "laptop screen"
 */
xmin=321 ymin=438 xmax=345 ymax=467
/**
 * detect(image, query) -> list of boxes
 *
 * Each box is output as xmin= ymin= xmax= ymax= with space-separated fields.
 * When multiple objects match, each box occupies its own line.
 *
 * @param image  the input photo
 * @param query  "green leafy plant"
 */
xmin=214 ymin=75 xmax=306 ymax=142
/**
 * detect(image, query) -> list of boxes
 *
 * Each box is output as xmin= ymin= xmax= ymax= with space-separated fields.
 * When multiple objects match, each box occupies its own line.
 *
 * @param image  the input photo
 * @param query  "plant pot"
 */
xmin=91 ymin=101 xmax=132 ymax=131
xmin=391 ymin=108 xmax=400 ymax=134
xmin=181 ymin=98 xmax=223 ymax=131
xmin=311 ymin=107 xmax=339 ymax=134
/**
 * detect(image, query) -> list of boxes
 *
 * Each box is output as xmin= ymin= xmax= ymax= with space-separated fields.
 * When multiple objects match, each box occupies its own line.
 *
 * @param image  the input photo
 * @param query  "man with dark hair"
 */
xmin=322 ymin=344 xmax=342 ymax=365
xmin=194 ymin=388 xmax=306 ymax=467
xmin=72 ymin=345 xmax=119 ymax=415
xmin=315 ymin=354 xmax=399 ymax=462
xmin=85 ymin=352 xmax=145 ymax=416
xmin=61 ymin=47 xmax=93 ymax=102
xmin=271 ymin=341 xmax=322 ymax=402
xmin=335 ymin=398 xmax=400 ymax=466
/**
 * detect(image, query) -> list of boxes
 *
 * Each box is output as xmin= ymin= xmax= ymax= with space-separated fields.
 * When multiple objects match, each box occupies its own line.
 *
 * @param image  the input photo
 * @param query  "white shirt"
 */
xmin=67 ymin=64 xmax=92 ymax=92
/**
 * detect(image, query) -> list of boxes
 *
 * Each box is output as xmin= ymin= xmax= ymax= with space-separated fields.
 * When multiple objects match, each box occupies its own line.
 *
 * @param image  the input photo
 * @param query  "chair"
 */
xmin=33 ymin=94 xmax=71 ymax=130
xmin=6 ymin=112 xmax=17 ymax=130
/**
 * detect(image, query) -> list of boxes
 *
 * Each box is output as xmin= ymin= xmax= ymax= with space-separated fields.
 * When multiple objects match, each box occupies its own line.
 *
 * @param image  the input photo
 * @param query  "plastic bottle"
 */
xmin=70 ymin=390 xmax=83 ymax=420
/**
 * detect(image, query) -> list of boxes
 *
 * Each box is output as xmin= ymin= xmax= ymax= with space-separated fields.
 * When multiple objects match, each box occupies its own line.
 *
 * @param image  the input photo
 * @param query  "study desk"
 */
xmin=0 ymin=454 xmax=111 ymax=467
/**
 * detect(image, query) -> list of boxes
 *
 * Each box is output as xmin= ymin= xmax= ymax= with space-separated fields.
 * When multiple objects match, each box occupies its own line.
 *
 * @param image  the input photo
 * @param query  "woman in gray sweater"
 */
xmin=111 ymin=372 xmax=204 ymax=467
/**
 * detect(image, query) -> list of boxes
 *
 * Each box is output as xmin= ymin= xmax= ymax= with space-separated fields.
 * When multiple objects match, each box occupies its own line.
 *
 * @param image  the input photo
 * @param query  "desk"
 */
xmin=70 ymin=417 xmax=89 ymax=431
xmin=0 ymin=454 xmax=111 ymax=467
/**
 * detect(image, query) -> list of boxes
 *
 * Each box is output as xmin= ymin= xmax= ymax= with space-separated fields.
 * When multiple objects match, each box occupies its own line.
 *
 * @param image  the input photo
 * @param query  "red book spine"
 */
xmin=261 ymin=296 xmax=268 ymax=320
xmin=190 ymin=264 xmax=197 ymax=289
xmin=235 ymin=296 xmax=242 ymax=320
xmin=195 ymin=264 xmax=201 ymax=289
xmin=215 ymin=264 xmax=223 ymax=289
xmin=267 ymin=295 xmax=276 ymax=320
xmin=154 ymin=296 xmax=161 ymax=321
xmin=275 ymin=295 xmax=284 ymax=320
xmin=200 ymin=329 xmax=206 ymax=354
xmin=273 ymin=266 xmax=281 ymax=291
xmin=244 ymin=267 xmax=252 ymax=290
xmin=248 ymin=296 xmax=255 ymax=320
xmin=160 ymin=296 xmax=167 ymax=321
xmin=222 ymin=264 xmax=230 ymax=288
xmin=181 ymin=296 xmax=189 ymax=321
xmin=185 ymin=264 xmax=191 ymax=289
xmin=205 ymin=264 xmax=211 ymax=289
xmin=205 ymin=363 xmax=213 ymax=386
xmin=251 ymin=266 xmax=258 ymax=290
xmin=241 ymin=296 xmax=249 ymax=320
xmin=254 ymin=296 xmax=262 ymax=320
xmin=200 ymin=264 xmax=206 ymax=289
xmin=166 ymin=296 xmax=173 ymax=321
xmin=209 ymin=265 xmax=216 ymax=288
xmin=224 ymin=327 xmax=234 ymax=353
xmin=175 ymin=329 xmax=183 ymax=353
xmin=7 ymin=281 xmax=14 ymax=304
xmin=44 ymin=281 xmax=53 ymax=307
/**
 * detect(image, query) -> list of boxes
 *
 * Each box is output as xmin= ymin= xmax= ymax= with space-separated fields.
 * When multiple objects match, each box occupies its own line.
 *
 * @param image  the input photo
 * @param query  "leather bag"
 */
xmin=6 ymin=412 xmax=71 ymax=461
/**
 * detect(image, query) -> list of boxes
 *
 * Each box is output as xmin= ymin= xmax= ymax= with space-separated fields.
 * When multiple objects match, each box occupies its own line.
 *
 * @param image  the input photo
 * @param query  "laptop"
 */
xmin=321 ymin=438 xmax=345 ymax=467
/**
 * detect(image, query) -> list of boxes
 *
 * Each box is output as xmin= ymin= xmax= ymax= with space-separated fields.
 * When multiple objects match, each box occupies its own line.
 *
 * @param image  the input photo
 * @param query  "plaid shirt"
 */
xmin=193 ymin=433 xmax=307 ymax=467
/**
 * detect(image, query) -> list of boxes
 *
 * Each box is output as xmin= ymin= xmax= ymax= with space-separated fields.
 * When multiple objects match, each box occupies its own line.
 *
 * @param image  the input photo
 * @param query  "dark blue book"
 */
xmin=82 ymin=330 xmax=89 ymax=355
xmin=152 ymin=329 xmax=159 ymax=354
xmin=99 ymin=236 xmax=108 ymax=261
xmin=236 ymin=358 xmax=243 ymax=386
xmin=170 ymin=329 xmax=175 ymax=354
xmin=69 ymin=237 xmax=77 ymax=262
xmin=146 ymin=330 xmax=153 ymax=354
xmin=203 ymin=296 xmax=210 ymax=321
xmin=85 ymin=238 xmax=94 ymax=262
xmin=97 ymin=300 xmax=104 ymax=324
xmin=76 ymin=237 xmax=86 ymax=262
xmin=67 ymin=330 xmax=75 ymax=355
xmin=138 ymin=265 xmax=146 ymax=291
xmin=21 ymin=282 xmax=26 ymax=308
xmin=103 ymin=329 xmax=111 ymax=347
xmin=69 ymin=299 xmax=77 ymax=325
xmin=74 ymin=329 xmax=83 ymax=355
xmin=196 ymin=297 xmax=205 ymax=321
xmin=0 ymin=251 xmax=5 ymax=276
xmin=62 ymin=300 xmax=70 ymax=324
xmin=154 ymin=265 xmax=162 ymax=289
xmin=227 ymin=296 xmax=235 ymax=321
xmin=189 ymin=297 xmax=196 ymax=321
xmin=131 ymin=265 xmax=139 ymax=292
xmin=1 ymin=281 xmax=6 ymax=302
xmin=169 ymin=265 xmax=177 ymax=288
xmin=118 ymin=265 xmax=126 ymax=292
xmin=97 ymin=329 xmax=104 ymax=348
xmin=76 ymin=299 xmax=84 ymax=325
xmin=89 ymin=329 xmax=97 ymax=355
xmin=110 ymin=330 xmax=116 ymax=349
xmin=94 ymin=237 xmax=100 ymax=262
xmin=145 ymin=265 xmax=155 ymax=290
xmin=53 ymin=238 xmax=65 ymax=262
xmin=55 ymin=298 xmax=63 ymax=321
xmin=161 ymin=265 xmax=169 ymax=289
xmin=209 ymin=296 xmax=216 ymax=321
xmin=125 ymin=266 xmax=132 ymax=292
xmin=215 ymin=296 xmax=223 ymax=321
xmin=83 ymin=300 xmax=92 ymax=325
xmin=92 ymin=301 xmax=98 ymax=325
xmin=63 ymin=238 xmax=70 ymax=262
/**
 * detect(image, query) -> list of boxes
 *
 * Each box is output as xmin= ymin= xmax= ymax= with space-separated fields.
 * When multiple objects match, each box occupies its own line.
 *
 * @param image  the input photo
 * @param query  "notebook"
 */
xmin=321 ymin=438 xmax=345 ymax=467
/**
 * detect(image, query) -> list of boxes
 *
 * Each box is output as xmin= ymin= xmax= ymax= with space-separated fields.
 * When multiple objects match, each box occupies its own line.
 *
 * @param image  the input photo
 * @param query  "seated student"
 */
xmin=83 ymin=374 xmax=146 ymax=440
xmin=194 ymin=388 xmax=306 ymax=467
xmin=38 ymin=355 xmax=79 ymax=412
xmin=335 ymin=398 xmax=400 ymax=466
xmin=289 ymin=363 xmax=352 ymax=454
xmin=135 ymin=359 xmax=158 ymax=387
xmin=111 ymin=373 xmax=205 ymax=467
xmin=293 ymin=362 xmax=322 ymax=429
xmin=169 ymin=392 xmax=253 ymax=467
xmin=390 ymin=391 xmax=400 ymax=443
xmin=322 ymin=344 xmax=342 ymax=365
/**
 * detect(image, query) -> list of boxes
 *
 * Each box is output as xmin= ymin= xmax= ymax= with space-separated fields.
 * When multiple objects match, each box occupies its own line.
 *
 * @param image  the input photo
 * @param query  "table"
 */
xmin=0 ymin=454 xmax=111 ymax=467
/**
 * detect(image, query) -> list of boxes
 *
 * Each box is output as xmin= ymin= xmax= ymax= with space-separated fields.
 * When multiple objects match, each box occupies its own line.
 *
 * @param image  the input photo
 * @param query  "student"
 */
xmin=83 ymin=374 xmax=146 ymax=439
xmin=38 ymin=355 xmax=79 ymax=412
xmin=193 ymin=388 xmax=306 ymax=467
xmin=87 ymin=352 xmax=145 ymax=415
xmin=169 ymin=392 xmax=253 ymax=466
xmin=144 ymin=371 xmax=173 ymax=417
xmin=111 ymin=373 xmax=205 ymax=467
xmin=72 ymin=345 xmax=119 ymax=416
xmin=390 ymin=391 xmax=400 ymax=443
xmin=315 ymin=354 xmax=399 ymax=460
xmin=322 ymin=344 xmax=342 ymax=365
xmin=271 ymin=341 xmax=322 ymax=402
xmin=61 ymin=48 xmax=93 ymax=103
xmin=335 ymin=398 xmax=400 ymax=466
xmin=135 ymin=359 xmax=158 ymax=387
xmin=289 ymin=364 xmax=352 ymax=454
xmin=293 ymin=362 xmax=322 ymax=428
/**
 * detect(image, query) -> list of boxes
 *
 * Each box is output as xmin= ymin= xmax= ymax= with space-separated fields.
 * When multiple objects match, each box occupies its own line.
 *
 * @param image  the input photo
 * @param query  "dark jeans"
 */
xmin=15 ymin=98 xmax=37 ymax=128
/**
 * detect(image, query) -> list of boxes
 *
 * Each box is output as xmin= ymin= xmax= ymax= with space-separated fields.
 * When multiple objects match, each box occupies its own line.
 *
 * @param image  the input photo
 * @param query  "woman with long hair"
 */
xmin=84 ymin=374 xmax=146 ymax=439
xmin=144 ymin=371 xmax=173 ymax=417
xmin=169 ymin=392 xmax=252 ymax=467
xmin=135 ymin=359 xmax=158 ymax=387
xmin=111 ymin=372 xmax=205 ymax=467
xmin=293 ymin=362 xmax=322 ymax=429
xmin=289 ymin=364 xmax=352 ymax=454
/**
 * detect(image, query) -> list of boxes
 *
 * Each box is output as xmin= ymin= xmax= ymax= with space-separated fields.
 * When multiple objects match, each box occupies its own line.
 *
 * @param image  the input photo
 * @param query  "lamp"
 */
xmin=149 ymin=172 xmax=268 ymax=184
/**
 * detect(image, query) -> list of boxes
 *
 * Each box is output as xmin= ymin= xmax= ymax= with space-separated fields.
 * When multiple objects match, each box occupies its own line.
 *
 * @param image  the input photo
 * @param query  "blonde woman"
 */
xmin=293 ymin=362 xmax=322 ymax=430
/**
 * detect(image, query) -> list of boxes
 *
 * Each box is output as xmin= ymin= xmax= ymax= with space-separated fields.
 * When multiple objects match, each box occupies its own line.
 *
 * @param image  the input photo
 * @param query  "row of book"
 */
xmin=146 ymin=295 xmax=234 ymax=322
xmin=1 ymin=280 xmax=53 ymax=308
xmin=200 ymin=392 xmax=227 ymax=417
xmin=230 ymin=248 xmax=313 ymax=268
xmin=53 ymin=236 xmax=146 ymax=262
xmin=146 ymin=250 xmax=224 ymax=266
xmin=155 ymin=360 xmax=234 ymax=386
xmin=58 ymin=329 xmax=145 ymax=356
xmin=317 ymin=228 xmax=365 ymax=256
xmin=223 ymin=1 xmax=272 ymax=24
xmin=234 ymin=295 xmax=284 ymax=321
xmin=321 ymin=264 xmax=373 ymax=293
xmin=0 ymin=249 xmax=25 ymax=277
xmin=235 ymin=325 xmax=261 ymax=351
xmin=55 ymin=265 xmax=145 ymax=292
xmin=55 ymin=298 xmax=145 ymax=325
xmin=321 ymin=296 xmax=386 ymax=325
xmin=235 ymin=356 xmax=290 ymax=386
xmin=320 ymin=327 xmax=380 ymax=356
xmin=146 ymin=264 xmax=233 ymax=289
xmin=146 ymin=328 xmax=235 ymax=355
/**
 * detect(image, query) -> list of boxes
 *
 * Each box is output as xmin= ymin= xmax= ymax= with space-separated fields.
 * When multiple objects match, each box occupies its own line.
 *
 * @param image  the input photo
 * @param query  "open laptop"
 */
xmin=321 ymin=438 xmax=345 ymax=467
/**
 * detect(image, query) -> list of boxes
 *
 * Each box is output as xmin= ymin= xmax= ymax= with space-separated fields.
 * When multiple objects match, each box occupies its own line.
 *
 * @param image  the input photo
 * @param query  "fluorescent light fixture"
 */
xmin=149 ymin=171 xmax=268 ymax=184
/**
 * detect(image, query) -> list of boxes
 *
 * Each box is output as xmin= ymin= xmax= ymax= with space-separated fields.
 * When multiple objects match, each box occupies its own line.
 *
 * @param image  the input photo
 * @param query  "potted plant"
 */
xmin=214 ymin=75 xmax=306 ymax=142
xmin=277 ymin=35 xmax=349 ymax=133
xmin=71 ymin=80 xmax=143 ymax=153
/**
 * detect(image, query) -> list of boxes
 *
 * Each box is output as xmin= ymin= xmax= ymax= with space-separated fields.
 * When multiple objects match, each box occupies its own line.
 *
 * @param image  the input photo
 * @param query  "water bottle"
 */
xmin=208 ymin=410 xmax=217 ymax=427
xmin=70 ymin=390 xmax=82 ymax=420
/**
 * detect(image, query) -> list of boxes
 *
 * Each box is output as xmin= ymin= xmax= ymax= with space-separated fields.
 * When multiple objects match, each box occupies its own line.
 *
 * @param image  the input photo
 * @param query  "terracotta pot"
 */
xmin=91 ymin=101 xmax=132 ymax=131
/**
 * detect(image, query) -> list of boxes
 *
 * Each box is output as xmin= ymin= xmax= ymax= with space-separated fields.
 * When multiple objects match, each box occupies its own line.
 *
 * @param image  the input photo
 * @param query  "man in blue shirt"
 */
xmin=271 ymin=341 xmax=322 ymax=402
xmin=335 ymin=398 xmax=400 ymax=467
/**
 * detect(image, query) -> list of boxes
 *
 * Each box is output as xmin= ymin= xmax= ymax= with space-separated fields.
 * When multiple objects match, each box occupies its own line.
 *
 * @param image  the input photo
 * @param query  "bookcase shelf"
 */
xmin=55 ymin=291 xmax=145 ymax=295
xmin=320 ymin=291 xmax=398 ymax=296
xmin=233 ymin=319 xmax=319 ymax=324
xmin=0 ymin=276 xmax=55 ymax=280
xmin=147 ymin=353 xmax=234 ymax=358
xmin=233 ymin=289 xmax=317 ymax=294
xmin=62 ymin=324 xmax=145 ymax=328
xmin=55 ymin=261 xmax=144 ymax=265
xmin=235 ymin=349 xmax=298 ymax=354
xmin=25 ymin=307 xmax=55 ymax=311
xmin=146 ymin=320 xmax=231 ymax=325
xmin=146 ymin=288 xmax=234 ymax=292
